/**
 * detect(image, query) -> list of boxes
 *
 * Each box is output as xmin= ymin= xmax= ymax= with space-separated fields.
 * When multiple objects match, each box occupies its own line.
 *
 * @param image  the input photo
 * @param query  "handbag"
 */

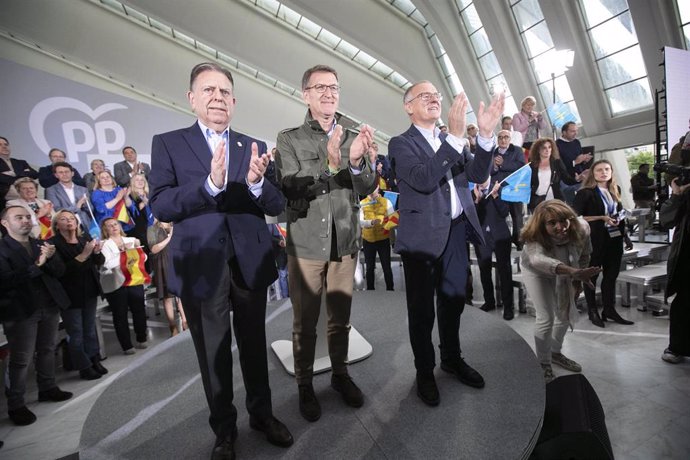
xmin=99 ymin=265 xmax=125 ymax=294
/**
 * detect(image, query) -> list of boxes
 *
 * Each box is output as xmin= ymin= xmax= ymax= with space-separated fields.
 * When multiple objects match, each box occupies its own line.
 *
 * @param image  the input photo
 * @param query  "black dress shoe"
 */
xmin=38 ymin=387 xmax=73 ymax=402
xmin=441 ymin=358 xmax=485 ymax=388
xmin=211 ymin=433 xmax=236 ymax=460
xmin=249 ymin=415 xmax=293 ymax=447
xmin=8 ymin=406 xmax=37 ymax=426
xmin=92 ymin=361 xmax=109 ymax=375
xmin=602 ymin=309 xmax=634 ymax=325
xmin=479 ymin=303 xmax=496 ymax=312
xmin=80 ymin=367 xmax=102 ymax=380
xmin=298 ymin=384 xmax=321 ymax=422
xmin=416 ymin=372 xmax=440 ymax=406
xmin=503 ymin=308 xmax=515 ymax=320
xmin=331 ymin=374 xmax=364 ymax=408
xmin=588 ymin=308 xmax=605 ymax=328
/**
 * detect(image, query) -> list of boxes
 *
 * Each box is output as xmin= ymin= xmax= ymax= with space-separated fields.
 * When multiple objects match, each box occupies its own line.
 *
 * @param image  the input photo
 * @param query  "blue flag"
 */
xmin=500 ymin=164 xmax=532 ymax=204
xmin=546 ymin=102 xmax=578 ymax=130
xmin=382 ymin=191 xmax=399 ymax=209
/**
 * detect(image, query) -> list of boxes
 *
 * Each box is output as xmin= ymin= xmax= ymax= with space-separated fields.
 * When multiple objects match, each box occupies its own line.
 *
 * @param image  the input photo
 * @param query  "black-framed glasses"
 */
xmin=498 ymin=135 xmax=511 ymax=140
xmin=304 ymin=84 xmax=340 ymax=94
xmin=406 ymin=92 xmax=443 ymax=104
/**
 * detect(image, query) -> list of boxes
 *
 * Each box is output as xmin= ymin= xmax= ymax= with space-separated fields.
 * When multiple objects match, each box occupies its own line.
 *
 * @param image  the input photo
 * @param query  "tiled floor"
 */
xmin=1 ymin=231 xmax=688 ymax=459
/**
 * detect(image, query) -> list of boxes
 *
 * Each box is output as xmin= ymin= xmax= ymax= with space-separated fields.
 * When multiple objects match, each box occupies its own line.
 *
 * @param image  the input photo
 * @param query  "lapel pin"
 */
xmin=237 ymin=141 xmax=242 ymax=147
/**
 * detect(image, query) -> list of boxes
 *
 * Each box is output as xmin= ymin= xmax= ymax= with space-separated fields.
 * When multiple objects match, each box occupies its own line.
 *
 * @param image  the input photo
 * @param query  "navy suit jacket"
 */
xmin=148 ymin=123 xmax=285 ymax=300
xmin=389 ymin=125 xmax=493 ymax=260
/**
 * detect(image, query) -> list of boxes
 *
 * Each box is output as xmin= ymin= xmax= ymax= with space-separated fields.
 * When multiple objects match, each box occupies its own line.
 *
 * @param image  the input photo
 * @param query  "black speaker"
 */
xmin=531 ymin=374 xmax=614 ymax=460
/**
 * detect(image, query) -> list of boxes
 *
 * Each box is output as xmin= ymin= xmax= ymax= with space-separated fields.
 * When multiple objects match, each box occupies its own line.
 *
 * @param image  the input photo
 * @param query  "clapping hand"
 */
xmin=210 ymin=138 xmax=227 ymax=188
xmin=37 ymin=243 xmax=56 ymax=267
xmin=327 ymin=125 xmax=343 ymax=171
xmin=247 ymin=142 xmax=271 ymax=185
xmin=349 ymin=124 xmax=375 ymax=169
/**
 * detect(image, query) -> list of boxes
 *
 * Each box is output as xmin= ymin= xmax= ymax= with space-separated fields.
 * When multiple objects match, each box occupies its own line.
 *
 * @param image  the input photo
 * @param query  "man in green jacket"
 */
xmin=275 ymin=64 xmax=377 ymax=422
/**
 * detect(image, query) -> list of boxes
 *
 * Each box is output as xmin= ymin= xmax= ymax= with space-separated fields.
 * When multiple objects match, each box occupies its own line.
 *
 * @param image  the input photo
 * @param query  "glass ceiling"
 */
xmin=97 ymin=0 xmax=396 ymax=142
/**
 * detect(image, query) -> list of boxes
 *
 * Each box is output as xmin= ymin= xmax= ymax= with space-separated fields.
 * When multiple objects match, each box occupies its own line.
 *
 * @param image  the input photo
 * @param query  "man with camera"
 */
xmin=659 ymin=175 xmax=690 ymax=364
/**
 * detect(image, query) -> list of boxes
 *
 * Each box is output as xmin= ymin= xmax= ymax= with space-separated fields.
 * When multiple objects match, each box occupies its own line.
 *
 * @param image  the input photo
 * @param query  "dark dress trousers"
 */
xmin=389 ymin=126 xmax=491 ymax=372
xmin=149 ymin=123 xmax=285 ymax=439
xmin=573 ymin=186 xmax=626 ymax=310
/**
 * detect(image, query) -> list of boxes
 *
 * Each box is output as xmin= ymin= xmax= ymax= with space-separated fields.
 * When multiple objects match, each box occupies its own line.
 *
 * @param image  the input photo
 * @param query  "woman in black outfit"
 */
xmin=527 ymin=137 xmax=584 ymax=213
xmin=50 ymin=210 xmax=108 ymax=380
xmin=574 ymin=159 xmax=634 ymax=327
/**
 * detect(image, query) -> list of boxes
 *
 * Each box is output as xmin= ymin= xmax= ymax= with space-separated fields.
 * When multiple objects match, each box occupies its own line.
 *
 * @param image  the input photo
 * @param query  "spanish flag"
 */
xmin=120 ymin=247 xmax=151 ymax=287
xmin=38 ymin=215 xmax=53 ymax=240
xmin=382 ymin=211 xmax=399 ymax=235
xmin=113 ymin=199 xmax=133 ymax=227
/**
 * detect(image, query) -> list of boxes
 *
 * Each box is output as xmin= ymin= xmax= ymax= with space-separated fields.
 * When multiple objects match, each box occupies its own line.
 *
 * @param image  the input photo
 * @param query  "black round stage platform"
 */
xmin=80 ymin=290 xmax=544 ymax=459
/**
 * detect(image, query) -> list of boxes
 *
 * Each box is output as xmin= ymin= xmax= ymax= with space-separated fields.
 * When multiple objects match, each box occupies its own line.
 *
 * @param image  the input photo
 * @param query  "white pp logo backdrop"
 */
xmin=0 ymin=59 xmax=193 ymax=174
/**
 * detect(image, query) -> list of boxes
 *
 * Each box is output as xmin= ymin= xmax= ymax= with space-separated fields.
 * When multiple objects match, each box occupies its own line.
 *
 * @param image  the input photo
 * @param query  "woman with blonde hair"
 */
xmin=91 ymin=170 xmax=133 ymax=231
xmin=49 ymin=210 xmax=108 ymax=379
xmin=127 ymin=174 xmax=154 ymax=267
xmin=100 ymin=217 xmax=148 ymax=354
xmin=527 ymin=138 xmax=583 ymax=213
xmin=520 ymin=200 xmax=600 ymax=382
xmin=512 ymin=96 xmax=547 ymax=149
xmin=574 ymin=159 xmax=634 ymax=327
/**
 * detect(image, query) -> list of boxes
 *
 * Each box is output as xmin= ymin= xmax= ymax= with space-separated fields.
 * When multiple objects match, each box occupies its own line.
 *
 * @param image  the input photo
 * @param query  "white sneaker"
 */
xmin=135 ymin=341 xmax=148 ymax=349
xmin=551 ymin=353 xmax=582 ymax=372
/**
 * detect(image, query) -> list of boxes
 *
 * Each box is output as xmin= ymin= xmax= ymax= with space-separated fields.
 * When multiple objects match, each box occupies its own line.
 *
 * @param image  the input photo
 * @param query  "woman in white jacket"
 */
xmin=100 ymin=217 xmax=148 ymax=354
xmin=520 ymin=200 xmax=600 ymax=382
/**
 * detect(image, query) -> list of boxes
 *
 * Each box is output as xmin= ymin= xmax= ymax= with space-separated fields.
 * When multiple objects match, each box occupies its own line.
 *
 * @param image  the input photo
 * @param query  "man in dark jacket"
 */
xmin=0 ymin=206 xmax=73 ymax=426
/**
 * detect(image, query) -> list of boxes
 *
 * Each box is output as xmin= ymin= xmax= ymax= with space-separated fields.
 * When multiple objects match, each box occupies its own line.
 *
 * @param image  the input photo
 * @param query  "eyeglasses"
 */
xmin=304 ymin=84 xmax=340 ymax=94
xmin=406 ymin=92 xmax=443 ymax=104
xmin=498 ymin=135 xmax=511 ymax=140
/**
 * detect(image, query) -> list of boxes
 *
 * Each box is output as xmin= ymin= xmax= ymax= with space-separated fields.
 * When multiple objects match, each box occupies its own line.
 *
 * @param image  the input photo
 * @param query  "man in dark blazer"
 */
xmin=389 ymin=81 xmax=504 ymax=406
xmin=491 ymin=130 xmax=527 ymax=249
xmin=0 ymin=206 xmax=73 ymax=426
xmin=0 ymin=136 xmax=39 ymax=208
xmin=114 ymin=146 xmax=151 ymax=187
xmin=45 ymin=162 xmax=93 ymax=232
xmin=148 ymin=62 xmax=292 ymax=460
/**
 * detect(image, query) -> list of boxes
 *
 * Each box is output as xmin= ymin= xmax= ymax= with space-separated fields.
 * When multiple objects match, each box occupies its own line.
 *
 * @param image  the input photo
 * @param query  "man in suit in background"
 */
xmin=38 ymin=148 xmax=86 ymax=190
xmin=389 ymin=81 xmax=504 ymax=406
xmin=45 ymin=162 xmax=93 ymax=232
xmin=149 ymin=62 xmax=292 ymax=460
xmin=0 ymin=136 xmax=39 ymax=209
xmin=114 ymin=146 xmax=151 ymax=187
xmin=491 ymin=129 xmax=527 ymax=250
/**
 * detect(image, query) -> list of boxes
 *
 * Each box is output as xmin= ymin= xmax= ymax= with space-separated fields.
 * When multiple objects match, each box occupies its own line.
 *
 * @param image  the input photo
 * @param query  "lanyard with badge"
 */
xmin=597 ymin=187 xmax=622 ymax=238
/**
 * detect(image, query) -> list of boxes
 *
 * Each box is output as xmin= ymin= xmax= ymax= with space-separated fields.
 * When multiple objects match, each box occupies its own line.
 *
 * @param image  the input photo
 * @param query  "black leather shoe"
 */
xmin=441 ymin=358 xmax=485 ymax=388
xmin=331 ymin=374 xmax=364 ymax=408
xmin=8 ymin=406 xmax=37 ymax=426
xmin=416 ymin=372 xmax=440 ymax=406
xmin=298 ymin=384 xmax=321 ymax=422
xmin=92 ymin=361 xmax=109 ymax=375
xmin=503 ymin=308 xmax=515 ymax=320
xmin=602 ymin=309 xmax=634 ymax=325
xmin=480 ymin=303 xmax=496 ymax=312
xmin=249 ymin=415 xmax=293 ymax=447
xmin=38 ymin=387 xmax=73 ymax=402
xmin=588 ymin=308 xmax=605 ymax=328
xmin=211 ymin=431 xmax=237 ymax=460
xmin=80 ymin=367 xmax=102 ymax=380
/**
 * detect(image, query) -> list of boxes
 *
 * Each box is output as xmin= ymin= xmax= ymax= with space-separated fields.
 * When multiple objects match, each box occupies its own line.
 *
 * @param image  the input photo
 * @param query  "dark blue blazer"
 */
xmin=490 ymin=144 xmax=526 ymax=183
xmin=148 ymin=123 xmax=285 ymax=300
xmin=389 ymin=125 xmax=493 ymax=260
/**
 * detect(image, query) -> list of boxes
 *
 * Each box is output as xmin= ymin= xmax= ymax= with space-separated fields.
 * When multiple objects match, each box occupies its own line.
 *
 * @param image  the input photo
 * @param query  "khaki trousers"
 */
xmin=288 ymin=254 xmax=356 ymax=384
